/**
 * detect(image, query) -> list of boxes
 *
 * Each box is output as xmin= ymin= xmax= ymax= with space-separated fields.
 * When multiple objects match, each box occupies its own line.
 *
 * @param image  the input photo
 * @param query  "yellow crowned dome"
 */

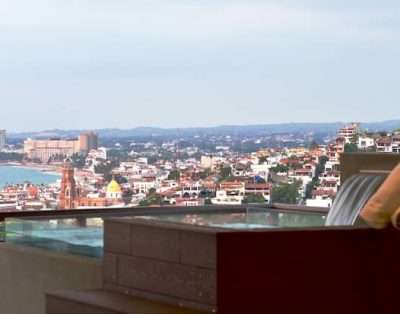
xmin=107 ymin=179 xmax=122 ymax=193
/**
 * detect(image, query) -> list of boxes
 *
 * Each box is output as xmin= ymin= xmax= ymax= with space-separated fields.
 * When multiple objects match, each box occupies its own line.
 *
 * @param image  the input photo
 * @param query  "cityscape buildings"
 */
xmin=1 ymin=122 xmax=400 ymax=314
xmin=0 ymin=123 xmax=399 ymax=212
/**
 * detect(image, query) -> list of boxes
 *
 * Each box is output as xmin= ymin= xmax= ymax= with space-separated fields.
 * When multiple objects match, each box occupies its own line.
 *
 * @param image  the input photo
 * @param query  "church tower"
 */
xmin=59 ymin=160 xmax=78 ymax=209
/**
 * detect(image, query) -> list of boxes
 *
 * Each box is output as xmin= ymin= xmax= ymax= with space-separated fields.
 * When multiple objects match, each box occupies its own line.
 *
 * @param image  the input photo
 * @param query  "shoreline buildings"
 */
xmin=24 ymin=132 xmax=98 ymax=162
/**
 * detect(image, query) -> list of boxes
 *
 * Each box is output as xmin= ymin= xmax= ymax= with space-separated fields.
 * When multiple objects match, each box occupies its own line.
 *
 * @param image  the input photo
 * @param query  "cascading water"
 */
xmin=325 ymin=174 xmax=387 ymax=226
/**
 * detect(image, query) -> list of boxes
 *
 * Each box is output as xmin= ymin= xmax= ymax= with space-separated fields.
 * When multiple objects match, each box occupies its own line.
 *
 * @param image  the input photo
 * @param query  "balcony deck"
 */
xmin=1 ymin=203 xmax=398 ymax=314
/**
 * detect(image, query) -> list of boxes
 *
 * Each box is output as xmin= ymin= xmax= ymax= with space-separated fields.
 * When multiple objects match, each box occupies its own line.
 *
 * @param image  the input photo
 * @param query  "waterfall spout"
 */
xmin=325 ymin=174 xmax=387 ymax=226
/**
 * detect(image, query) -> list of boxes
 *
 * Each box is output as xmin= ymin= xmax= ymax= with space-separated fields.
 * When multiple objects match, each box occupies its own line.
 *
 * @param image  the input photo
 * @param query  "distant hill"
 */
xmin=8 ymin=120 xmax=400 ymax=139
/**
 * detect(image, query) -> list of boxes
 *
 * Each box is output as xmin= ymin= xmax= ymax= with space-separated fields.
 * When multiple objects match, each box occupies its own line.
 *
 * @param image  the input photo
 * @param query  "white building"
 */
xmin=211 ymin=181 xmax=245 ymax=205
xmin=306 ymin=198 xmax=332 ymax=208
xmin=376 ymin=137 xmax=393 ymax=153
xmin=136 ymin=157 xmax=148 ymax=165
xmin=211 ymin=190 xmax=243 ymax=205
xmin=87 ymin=147 xmax=107 ymax=160
xmin=358 ymin=136 xmax=375 ymax=150
xmin=337 ymin=123 xmax=359 ymax=143
xmin=200 ymin=156 xmax=216 ymax=170
xmin=180 ymin=182 xmax=202 ymax=198
xmin=324 ymin=161 xmax=340 ymax=173
xmin=250 ymin=164 xmax=270 ymax=179
xmin=132 ymin=179 xmax=156 ymax=194
xmin=290 ymin=168 xmax=314 ymax=186
xmin=392 ymin=135 xmax=400 ymax=153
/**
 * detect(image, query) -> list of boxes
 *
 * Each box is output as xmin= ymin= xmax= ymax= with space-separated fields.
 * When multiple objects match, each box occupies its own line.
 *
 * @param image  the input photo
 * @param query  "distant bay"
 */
xmin=0 ymin=166 xmax=60 ymax=188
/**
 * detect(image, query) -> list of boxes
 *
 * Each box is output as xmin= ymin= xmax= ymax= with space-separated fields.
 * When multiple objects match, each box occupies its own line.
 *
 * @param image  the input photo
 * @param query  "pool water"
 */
xmin=142 ymin=210 xmax=326 ymax=229
xmin=4 ymin=209 xmax=326 ymax=257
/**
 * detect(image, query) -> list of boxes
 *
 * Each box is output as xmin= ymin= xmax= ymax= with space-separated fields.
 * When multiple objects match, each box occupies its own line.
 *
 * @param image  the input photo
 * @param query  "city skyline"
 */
xmin=1 ymin=0 xmax=400 ymax=131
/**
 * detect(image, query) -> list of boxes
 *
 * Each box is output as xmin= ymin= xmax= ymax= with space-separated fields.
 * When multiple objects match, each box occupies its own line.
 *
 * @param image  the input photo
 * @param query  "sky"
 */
xmin=1 ymin=0 xmax=400 ymax=132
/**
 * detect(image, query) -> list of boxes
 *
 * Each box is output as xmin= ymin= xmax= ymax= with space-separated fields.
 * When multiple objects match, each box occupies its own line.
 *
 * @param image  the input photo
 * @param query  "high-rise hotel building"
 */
xmin=0 ymin=129 xmax=6 ymax=150
xmin=79 ymin=131 xmax=98 ymax=153
xmin=24 ymin=132 xmax=98 ymax=162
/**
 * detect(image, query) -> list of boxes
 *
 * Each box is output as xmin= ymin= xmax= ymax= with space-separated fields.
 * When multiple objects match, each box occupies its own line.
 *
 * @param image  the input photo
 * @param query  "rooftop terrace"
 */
xmin=0 ymin=153 xmax=399 ymax=314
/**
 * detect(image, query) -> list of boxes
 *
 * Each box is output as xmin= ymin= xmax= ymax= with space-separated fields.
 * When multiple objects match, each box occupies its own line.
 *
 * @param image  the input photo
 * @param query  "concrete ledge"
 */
xmin=46 ymin=289 xmax=206 ymax=314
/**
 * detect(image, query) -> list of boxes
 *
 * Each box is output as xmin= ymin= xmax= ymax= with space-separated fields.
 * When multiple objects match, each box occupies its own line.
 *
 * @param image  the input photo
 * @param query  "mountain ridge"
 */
xmin=8 ymin=120 xmax=400 ymax=139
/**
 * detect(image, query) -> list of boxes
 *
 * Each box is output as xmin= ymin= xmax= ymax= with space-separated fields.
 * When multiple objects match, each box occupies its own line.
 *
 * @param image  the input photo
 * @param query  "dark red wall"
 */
xmin=217 ymin=227 xmax=399 ymax=314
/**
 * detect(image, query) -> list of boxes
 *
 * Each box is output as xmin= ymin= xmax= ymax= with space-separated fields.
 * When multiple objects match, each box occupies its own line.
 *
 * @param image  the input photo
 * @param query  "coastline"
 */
xmin=0 ymin=162 xmax=62 ymax=175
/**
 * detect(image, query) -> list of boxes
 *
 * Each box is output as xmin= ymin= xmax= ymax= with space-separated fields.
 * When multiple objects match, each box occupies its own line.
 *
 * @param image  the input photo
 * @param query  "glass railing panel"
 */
xmin=0 ymin=221 xmax=5 ymax=242
xmin=5 ymin=217 xmax=103 ymax=258
xmin=3 ymin=207 xmax=327 ymax=257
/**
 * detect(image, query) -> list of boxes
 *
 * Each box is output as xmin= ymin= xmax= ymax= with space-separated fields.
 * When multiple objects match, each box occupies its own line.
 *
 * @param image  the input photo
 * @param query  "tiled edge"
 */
xmin=104 ymin=283 xmax=216 ymax=313
xmin=104 ymin=221 xmax=131 ymax=255
xmin=103 ymin=218 xmax=218 ymax=311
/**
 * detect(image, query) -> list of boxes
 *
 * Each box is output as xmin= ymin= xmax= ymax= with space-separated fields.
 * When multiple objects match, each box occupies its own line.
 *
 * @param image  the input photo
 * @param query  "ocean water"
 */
xmin=0 ymin=166 xmax=60 ymax=187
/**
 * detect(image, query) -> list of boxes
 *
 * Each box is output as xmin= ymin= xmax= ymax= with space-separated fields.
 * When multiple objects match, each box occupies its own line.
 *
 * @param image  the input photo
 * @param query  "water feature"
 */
xmin=5 ymin=209 xmax=326 ymax=257
xmin=325 ymin=174 xmax=387 ymax=226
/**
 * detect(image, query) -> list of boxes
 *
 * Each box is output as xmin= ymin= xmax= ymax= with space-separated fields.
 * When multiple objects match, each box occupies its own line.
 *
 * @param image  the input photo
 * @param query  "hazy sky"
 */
xmin=1 ymin=0 xmax=399 ymax=131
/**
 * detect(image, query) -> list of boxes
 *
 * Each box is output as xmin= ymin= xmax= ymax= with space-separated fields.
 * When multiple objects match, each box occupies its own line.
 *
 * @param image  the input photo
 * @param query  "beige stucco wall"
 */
xmin=340 ymin=153 xmax=400 ymax=183
xmin=0 ymin=243 xmax=102 ymax=314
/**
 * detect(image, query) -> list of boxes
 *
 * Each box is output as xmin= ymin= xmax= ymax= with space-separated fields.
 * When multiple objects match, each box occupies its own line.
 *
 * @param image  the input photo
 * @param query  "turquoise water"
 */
xmin=0 ymin=166 xmax=60 ymax=187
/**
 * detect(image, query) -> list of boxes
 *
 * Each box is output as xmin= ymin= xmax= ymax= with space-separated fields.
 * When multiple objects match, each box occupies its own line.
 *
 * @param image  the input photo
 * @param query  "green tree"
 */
xmin=204 ymin=198 xmax=212 ymax=205
xmin=122 ymin=189 xmax=134 ymax=205
xmin=314 ymin=155 xmax=329 ymax=178
xmin=168 ymin=170 xmax=181 ymax=181
xmin=104 ymin=174 xmax=128 ymax=184
xmin=198 ymin=168 xmax=212 ymax=179
xmin=271 ymin=181 xmax=301 ymax=204
xmin=219 ymin=166 xmax=232 ymax=180
xmin=139 ymin=189 xmax=162 ymax=206
xmin=258 ymin=156 xmax=268 ymax=164
xmin=344 ymin=143 xmax=358 ymax=153
xmin=351 ymin=133 xmax=359 ymax=144
xmin=270 ymin=164 xmax=289 ymax=173
xmin=94 ymin=160 xmax=119 ymax=177
xmin=71 ymin=153 xmax=86 ymax=169
xmin=305 ymin=155 xmax=328 ymax=199
xmin=243 ymin=194 xmax=266 ymax=204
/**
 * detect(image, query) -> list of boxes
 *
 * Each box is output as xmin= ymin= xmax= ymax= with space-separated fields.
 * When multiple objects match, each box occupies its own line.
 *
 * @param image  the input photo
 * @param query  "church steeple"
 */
xmin=59 ymin=159 xmax=77 ymax=209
